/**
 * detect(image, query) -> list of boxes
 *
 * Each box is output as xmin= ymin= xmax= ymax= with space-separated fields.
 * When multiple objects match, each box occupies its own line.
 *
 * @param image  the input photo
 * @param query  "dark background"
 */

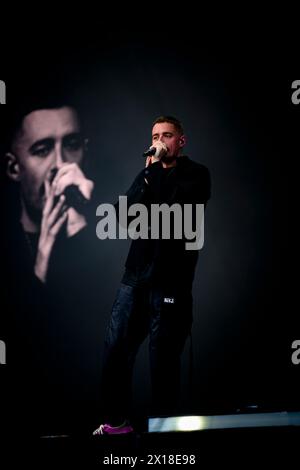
xmin=0 ymin=25 xmax=297 ymax=428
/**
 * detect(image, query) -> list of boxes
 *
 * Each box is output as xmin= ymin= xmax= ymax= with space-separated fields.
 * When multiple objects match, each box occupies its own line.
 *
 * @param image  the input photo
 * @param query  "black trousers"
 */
xmin=101 ymin=283 xmax=193 ymax=423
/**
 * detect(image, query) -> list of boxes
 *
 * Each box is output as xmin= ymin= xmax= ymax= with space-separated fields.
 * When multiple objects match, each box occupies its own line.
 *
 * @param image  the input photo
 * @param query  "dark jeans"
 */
xmin=101 ymin=283 xmax=193 ymax=423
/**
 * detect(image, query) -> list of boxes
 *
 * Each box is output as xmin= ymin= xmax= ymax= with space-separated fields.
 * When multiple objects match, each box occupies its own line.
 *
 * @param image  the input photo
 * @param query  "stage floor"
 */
xmin=2 ymin=416 xmax=299 ymax=468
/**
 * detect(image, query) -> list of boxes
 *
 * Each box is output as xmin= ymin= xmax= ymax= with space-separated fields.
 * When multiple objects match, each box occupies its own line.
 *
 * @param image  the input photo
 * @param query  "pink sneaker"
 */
xmin=93 ymin=420 xmax=134 ymax=435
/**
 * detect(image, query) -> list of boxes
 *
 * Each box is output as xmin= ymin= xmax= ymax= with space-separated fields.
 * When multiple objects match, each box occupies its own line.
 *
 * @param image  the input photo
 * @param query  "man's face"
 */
xmin=152 ymin=122 xmax=185 ymax=158
xmin=10 ymin=106 xmax=85 ymax=213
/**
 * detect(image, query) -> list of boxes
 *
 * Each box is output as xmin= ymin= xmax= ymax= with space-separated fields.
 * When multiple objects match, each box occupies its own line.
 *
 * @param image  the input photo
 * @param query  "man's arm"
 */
xmin=143 ymin=159 xmax=211 ymax=206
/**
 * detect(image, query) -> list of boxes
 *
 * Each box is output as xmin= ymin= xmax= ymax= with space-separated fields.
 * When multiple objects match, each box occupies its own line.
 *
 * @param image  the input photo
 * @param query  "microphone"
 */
xmin=63 ymin=185 xmax=89 ymax=209
xmin=49 ymin=168 xmax=89 ymax=210
xmin=142 ymin=142 xmax=168 ymax=158
xmin=143 ymin=147 xmax=156 ymax=157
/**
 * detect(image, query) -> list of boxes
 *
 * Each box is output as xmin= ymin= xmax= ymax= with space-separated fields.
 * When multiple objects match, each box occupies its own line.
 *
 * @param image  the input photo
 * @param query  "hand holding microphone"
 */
xmin=34 ymin=164 xmax=94 ymax=282
xmin=143 ymin=141 xmax=168 ymax=167
xmin=49 ymin=163 xmax=94 ymax=237
xmin=49 ymin=166 xmax=92 ymax=210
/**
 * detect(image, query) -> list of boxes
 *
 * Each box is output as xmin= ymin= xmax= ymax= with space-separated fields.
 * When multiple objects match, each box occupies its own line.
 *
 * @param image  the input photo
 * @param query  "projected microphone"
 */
xmin=49 ymin=168 xmax=89 ymax=209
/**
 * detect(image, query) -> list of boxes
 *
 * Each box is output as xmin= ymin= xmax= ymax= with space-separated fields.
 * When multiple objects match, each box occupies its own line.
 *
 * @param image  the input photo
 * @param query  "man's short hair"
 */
xmin=152 ymin=116 xmax=184 ymax=135
xmin=1 ymin=75 xmax=83 ymax=155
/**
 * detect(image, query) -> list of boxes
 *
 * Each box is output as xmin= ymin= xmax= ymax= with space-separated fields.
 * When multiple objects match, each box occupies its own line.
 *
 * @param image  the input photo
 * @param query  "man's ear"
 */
xmin=5 ymin=152 xmax=21 ymax=181
xmin=179 ymin=135 xmax=186 ymax=148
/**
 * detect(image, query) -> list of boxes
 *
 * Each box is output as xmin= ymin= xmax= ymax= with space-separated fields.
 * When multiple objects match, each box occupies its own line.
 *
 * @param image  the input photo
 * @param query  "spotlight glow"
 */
xmin=176 ymin=416 xmax=206 ymax=432
xmin=148 ymin=411 xmax=300 ymax=433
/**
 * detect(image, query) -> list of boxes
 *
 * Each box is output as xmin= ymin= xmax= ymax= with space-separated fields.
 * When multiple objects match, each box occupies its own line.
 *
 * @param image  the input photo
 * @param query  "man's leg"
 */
xmin=101 ymin=283 xmax=149 ymax=425
xmin=149 ymin=287 xmax=193 ymax=416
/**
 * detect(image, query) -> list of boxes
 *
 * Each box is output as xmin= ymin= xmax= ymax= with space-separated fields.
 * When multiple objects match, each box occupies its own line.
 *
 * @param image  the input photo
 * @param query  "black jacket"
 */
xmin=1 ymin=212 xmax=103 ymax=434
xmin=118 ymin=156 xmax=211 ymax=290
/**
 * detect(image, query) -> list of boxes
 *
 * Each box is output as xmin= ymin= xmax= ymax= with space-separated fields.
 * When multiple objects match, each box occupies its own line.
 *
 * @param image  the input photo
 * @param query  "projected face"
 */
xmin=7 ymin=107 xmax=86 ymax=219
